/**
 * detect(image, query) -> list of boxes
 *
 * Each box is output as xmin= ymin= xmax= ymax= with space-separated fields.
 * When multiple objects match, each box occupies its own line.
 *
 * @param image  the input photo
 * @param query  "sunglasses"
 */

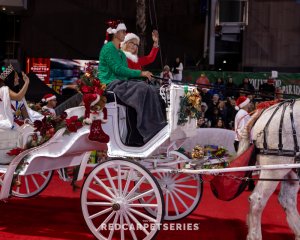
xmin=128 ymin=42 xmax=139 ymax=47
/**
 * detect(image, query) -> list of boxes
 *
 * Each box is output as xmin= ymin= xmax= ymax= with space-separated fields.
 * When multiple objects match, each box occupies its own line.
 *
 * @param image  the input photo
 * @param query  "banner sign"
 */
xmin=26 ymin=58 xmax=50 ymax=84
xmin=184 ymin=71 xmax=300 ymax=97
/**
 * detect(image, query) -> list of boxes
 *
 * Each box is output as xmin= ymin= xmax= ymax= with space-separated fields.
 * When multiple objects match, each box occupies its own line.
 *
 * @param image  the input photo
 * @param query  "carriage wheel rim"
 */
xmin=81 ymin=159 xmax=165 ymax=240
xmin=11 ymin=171 xmax=53 ymax=198
xmin=138 ymin=169 xmax=203 ymax=221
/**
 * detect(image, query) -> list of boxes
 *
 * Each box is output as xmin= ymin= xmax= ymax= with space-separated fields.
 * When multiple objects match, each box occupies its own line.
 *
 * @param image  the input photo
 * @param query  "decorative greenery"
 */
xmin=76 ymin=63 xmax=106 ymax=96
xmin=177 ymin=88 xmax=201 ymax=125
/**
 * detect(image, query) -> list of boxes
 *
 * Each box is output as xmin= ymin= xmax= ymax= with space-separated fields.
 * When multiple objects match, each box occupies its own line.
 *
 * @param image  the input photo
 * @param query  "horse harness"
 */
xmin=253 ymin=99 xmax=300 ymax=180
xmin=257 ymin=99 xmax=299 ymax=157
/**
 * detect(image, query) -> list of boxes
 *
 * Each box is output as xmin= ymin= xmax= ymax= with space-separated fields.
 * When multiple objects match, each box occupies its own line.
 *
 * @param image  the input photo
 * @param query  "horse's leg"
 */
xmin=278 ymin=170 xmax=300 ymax=240
xmin=247 ymin=155 xmax=291 ymax=240
xmin=247 ymin=171 xmax=279 ymax=240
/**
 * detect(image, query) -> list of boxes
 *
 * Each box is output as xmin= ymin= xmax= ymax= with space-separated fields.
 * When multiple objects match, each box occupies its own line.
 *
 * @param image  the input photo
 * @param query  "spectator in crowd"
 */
xmin=212 ymin=77 xmax=225 ymax=100
xmin=41 ymin=94 xmax=57 ymax=116
xmin=216 ymin=117 xmax=225 ymax=128
xmin=239 ymin=77 xmax=255 ymax=96
xmin=121 ymin=30 xmax=159 ymax=70
xmin=171 ymin=57 xmax=183 ymax=81
xmin=259 ymin=77 xmax=276 ymax=100
xmin=197 ymin=116 xmax=210 ymax=128
xmin=210 ymin=107 xmax=221 ymax=127
xmin=160 ymin=65 xmax=173 ymax=80
xmin=196 ymin=73 xmax=210 ymax=88
xmin=217 ymin=100 xmax=227 ymax=122
xmin=225 ymin=76 xmax=238 ymax=99
xmin=200 ymin=102 xmax=209 ymax=118
xmin=207 ymin=93 xmax=220 ymax=118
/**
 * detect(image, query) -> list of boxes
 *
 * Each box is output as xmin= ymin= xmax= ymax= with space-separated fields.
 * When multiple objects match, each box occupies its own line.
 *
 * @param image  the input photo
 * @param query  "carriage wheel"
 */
xmin=12 ymin=171 xmax=53 ymax=198
xmin=81 ymin=159 xmax=165 ymax=240
xmin=138 ymin=169 xmax=203 ymax=221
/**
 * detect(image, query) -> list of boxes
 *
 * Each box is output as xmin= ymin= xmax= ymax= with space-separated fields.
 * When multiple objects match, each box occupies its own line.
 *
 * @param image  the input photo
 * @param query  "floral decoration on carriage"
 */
xmin=178 ymin=144 xmax=232 ymax=170
xmin=76 ymin=62 xmax=109 ymax=143
xmin=7 ymin=63 xmax=110 ymax=156
xmin=177 ymin=87 xmax=201 ymax=125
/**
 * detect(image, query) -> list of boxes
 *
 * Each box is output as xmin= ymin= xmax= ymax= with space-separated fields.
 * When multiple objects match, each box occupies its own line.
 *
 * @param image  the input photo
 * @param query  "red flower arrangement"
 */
xmin=7 ymin=113 xmax=86 ymax=156
xmin=65 ymin=116 xmax=83 ymax=133
xmin=77 ymin=63 xmax=107 ymax=118
xmin=7 ymin=148 xmax=24 ymax=156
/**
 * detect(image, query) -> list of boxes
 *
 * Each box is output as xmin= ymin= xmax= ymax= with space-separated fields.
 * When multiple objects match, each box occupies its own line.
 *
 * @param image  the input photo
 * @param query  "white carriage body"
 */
xmin=0 ymin=83 xmax=198 ymax=200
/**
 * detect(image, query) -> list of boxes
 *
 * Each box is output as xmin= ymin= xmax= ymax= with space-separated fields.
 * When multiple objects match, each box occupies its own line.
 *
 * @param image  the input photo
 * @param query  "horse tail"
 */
xmin=237 ymin=109 xmax=264 ymax=156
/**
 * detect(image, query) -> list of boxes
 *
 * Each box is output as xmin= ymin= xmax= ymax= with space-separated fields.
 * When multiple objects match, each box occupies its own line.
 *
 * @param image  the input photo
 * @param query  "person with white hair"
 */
xmin=160 ymin=65 xmax=173 ymax=80
xmin=121 ymin=30 xmax=159 ymax=70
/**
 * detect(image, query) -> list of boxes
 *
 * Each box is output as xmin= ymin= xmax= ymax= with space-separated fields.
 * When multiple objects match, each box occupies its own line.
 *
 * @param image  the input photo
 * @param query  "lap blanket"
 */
xmin=107 ymin=80 xmax=167 ymax=143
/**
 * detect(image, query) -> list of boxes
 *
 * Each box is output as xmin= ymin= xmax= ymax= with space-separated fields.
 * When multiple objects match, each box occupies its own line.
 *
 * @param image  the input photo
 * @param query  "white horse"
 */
xmin=237 ymin=99 xmax=300 ymax=240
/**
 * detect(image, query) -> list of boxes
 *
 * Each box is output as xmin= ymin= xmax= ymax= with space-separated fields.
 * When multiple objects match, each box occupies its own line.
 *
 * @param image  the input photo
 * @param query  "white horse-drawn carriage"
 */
xmin=0 ymin=83 xmax=299 ymax=240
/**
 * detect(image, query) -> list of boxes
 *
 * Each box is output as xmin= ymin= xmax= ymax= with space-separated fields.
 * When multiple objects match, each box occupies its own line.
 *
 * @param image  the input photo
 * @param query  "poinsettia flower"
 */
xmin=81 ymin=85 xmax=92 ymax=93
xmin=34 ymin=117 xmax=54 ymax=136
xmin=65 ymin=116 xmax=78 ymax=124
xmin=60 ymin=112 xmax=68 ymax=120
xmin=7 ymin=148 xmax=24 ymax=156
xmin=65 ymin=116 xmax=83 ymax=133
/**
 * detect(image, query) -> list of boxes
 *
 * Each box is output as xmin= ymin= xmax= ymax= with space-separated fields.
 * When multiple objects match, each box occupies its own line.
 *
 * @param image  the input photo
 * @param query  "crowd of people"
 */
xmin=195 ymin=75 xmax=279 ymax=131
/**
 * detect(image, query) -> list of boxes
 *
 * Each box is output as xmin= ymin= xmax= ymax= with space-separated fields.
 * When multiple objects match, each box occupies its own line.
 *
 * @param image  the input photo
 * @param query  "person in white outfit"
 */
xmin=0 ymin=64 xmax=43 ymax=128
xmin=234 ymin=96 xmax=251 ymax=152
xmin=0 ymin=64 xmax=43 ymax=164
xmin=234 ymin=95 xmax=256 ymax=191
xmin=172 ymin=57 xmax=183 ymax=81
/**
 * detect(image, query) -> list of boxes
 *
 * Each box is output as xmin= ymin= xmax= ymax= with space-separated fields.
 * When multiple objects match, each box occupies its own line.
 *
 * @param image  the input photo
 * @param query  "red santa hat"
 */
xmin=83 ymin=93 xmax=100 ymax=118
xmin=104 ymin=20 xmax=127 ymax=44
xmin=120 ymin=33 xmax=140 ymax=48
xmin=235 ymin=96 xmax=250 ymax=110
xmin=42 ymin=94 xmax=56 ymax=103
